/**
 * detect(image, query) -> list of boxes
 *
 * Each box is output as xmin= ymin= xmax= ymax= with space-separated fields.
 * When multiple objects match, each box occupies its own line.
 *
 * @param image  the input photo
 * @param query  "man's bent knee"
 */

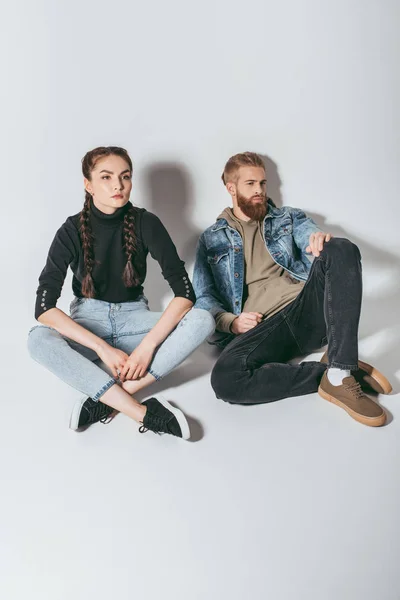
xmin=211 ymin=356 xmax=245 ymax=403
xmin=323 ymin=237 xmax=360 ymax=258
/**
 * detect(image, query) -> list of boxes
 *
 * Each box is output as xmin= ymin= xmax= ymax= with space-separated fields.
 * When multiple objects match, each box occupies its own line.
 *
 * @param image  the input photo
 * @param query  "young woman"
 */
xmin=28 ymin=146 xmax=215 ymax=440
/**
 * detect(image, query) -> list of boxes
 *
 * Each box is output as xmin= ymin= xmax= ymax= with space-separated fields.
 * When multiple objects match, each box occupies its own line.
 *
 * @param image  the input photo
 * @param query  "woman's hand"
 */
xmin=119 ymin=341 xmax=157 ymax=381
xmin=96 ymin=343 xmax=129 ymax=379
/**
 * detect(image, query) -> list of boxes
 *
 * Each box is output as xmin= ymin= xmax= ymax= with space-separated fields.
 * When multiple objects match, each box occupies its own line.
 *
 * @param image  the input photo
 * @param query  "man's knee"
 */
xmin=211 ymin=355 xmax=243 ymax=404
xmin=323 ymin=237 xmax=360 ymax=259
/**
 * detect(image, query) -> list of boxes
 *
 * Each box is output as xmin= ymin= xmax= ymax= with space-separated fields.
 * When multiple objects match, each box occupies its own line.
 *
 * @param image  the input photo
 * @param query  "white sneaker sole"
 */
xmin=69 ymin=396 xmax=88 ymax=431
xmin=155 ymin=395 xmax=191 ymax=440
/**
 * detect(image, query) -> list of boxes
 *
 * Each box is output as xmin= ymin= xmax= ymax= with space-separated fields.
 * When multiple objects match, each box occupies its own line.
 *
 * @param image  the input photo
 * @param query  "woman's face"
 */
xmin=84 ymin=155 xmax=133 ymax=214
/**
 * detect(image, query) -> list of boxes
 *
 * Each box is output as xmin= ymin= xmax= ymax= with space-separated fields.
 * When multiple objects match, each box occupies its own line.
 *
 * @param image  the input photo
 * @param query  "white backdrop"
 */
xmin=2 ymin=0 xmax=399 ymax=352
xmin=2 ymin=2 xmax=400 ymax=599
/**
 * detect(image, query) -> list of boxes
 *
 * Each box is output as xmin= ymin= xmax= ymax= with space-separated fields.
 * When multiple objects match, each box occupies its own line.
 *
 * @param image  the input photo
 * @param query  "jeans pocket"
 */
xmin=139 ymin=294 xmax=149 ymax=306
xmin=69 ymin=296 xmax=85 ymax=313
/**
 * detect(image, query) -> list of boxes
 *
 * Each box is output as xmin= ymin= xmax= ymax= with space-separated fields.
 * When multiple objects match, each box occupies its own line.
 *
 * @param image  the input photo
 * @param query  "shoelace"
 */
xmin=344 ymin=380 xmax=364 ymax=399
xmin=139 ymin=412 xmax=169 ymax=435
xmin=139 ymin=425 xmax=163 ymax=435
xmin=100 ymin=413 xmax=114 ymax=425
xmin=87 ymin=403 xmax=113 ymax=425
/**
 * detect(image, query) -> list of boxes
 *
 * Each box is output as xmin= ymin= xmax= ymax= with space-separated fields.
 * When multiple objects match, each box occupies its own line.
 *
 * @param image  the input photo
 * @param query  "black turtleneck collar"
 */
xmin=90 ymin=197 xmax=131 ymax=227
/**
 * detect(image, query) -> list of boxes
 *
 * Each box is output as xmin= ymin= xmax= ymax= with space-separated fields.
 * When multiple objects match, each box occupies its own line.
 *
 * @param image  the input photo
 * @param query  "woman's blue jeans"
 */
xmin=28 ymin=295 xmax=215 ymax=401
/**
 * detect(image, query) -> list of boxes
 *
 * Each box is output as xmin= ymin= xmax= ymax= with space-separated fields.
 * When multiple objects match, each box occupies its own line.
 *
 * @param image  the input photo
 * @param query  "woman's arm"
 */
xmin=119 ymin=212 xmax=196 ymax=381
xmin=38 ymin=307 xmax=129 ymax=378
xmin=140 ymin=296 xmax=193 ymax=350
xmin=34 ymin=221 xmax=128 ymax=377
xmin=35 ymin=220 xmax=79 ymax=320
xmin=35 ymin=220 xmax=106 ymax=352
xmin=38 ymin=307 xmax=105 ymax=353
xmin=141 ymin=211 xmax=196 ymax=304
xmin=119 ymin=296 xmax=193 ymax=381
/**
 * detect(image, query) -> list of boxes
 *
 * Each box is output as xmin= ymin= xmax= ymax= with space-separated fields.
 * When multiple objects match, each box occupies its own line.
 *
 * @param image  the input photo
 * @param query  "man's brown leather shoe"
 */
xmin=320 ymin=352 xmax=392 ymax=395
xmin=318 ymin=372 xmax=386 ymax=427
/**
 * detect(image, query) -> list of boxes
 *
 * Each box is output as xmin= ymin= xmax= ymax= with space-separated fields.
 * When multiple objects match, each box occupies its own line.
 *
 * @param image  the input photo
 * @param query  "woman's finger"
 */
xmin=120 ymin=366 xmax=129 ymax=380
xmin=120 ymin=364 xmax=128 ymax=379
xmin=131 ymin=366 xmax=140 ymax=380
xmin=132 ymin=367 xmax=141 ymax=380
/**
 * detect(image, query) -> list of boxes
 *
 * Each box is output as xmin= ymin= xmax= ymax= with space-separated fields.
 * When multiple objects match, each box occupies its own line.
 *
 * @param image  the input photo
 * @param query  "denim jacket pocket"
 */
xmin=273 ymin=221 xmax=293 ymax=239
xmin=206 ymin=250 xmax=229 ymax=265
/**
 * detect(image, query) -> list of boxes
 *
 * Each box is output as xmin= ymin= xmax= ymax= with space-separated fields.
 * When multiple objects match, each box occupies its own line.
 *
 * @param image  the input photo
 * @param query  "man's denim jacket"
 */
xmin=193 ymin=199 xmax=322 ymax=348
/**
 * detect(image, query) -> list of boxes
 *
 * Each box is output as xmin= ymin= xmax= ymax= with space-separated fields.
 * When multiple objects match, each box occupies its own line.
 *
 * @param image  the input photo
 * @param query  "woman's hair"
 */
xmin=221 ymin=151 xmax=265 ymax=185
xmin=80 ymin=146 xmax=140 ymax=298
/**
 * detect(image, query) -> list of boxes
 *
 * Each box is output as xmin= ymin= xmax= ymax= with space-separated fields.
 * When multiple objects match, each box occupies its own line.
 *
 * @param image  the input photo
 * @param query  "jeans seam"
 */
xmin=242 ymin=318 xmax=286 ymax=370
xmin=92 ymin=378 xmax=116 ymax=402
xmin=283 ymin=315 xmax=304 ymax=356
xmin=325 ymin=262 xmax=336 ymax=356
xmin=148 ymin=368 xmax=161 ymax=381
xmin=330 ymin=361 xmax=358 ymax=370
xmin=119 ymin=330 xmax=152 ymax=337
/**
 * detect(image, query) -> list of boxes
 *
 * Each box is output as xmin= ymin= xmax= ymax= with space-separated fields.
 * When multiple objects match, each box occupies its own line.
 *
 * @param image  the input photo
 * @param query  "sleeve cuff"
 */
xmin=215 ymin=312 xmax=237 ymax=333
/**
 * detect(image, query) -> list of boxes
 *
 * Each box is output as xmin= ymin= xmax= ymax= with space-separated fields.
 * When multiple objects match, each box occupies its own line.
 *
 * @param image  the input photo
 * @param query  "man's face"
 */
xmin=234 ymin=166 xmax=267 ymax=221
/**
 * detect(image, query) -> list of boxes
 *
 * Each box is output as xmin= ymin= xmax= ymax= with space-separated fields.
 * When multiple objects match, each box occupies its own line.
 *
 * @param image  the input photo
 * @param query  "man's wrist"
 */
xmin=229 ymin=318 xmax=238 ymax=333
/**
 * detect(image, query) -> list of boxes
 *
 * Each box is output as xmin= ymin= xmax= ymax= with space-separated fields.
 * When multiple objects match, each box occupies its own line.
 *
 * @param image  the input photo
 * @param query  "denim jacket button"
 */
xmin=234 ymin=247 xmax=240 ymax=253
xmin=234 ymin=272 xmax=239 ymax=278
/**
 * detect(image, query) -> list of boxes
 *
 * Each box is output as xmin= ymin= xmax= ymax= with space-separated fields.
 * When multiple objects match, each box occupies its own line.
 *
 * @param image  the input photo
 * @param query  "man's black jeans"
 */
xmin=211 ymin=238 xmax=362 ymax=404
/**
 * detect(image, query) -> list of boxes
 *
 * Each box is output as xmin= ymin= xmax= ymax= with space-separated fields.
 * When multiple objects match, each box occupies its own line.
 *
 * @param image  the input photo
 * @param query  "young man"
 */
xmin=193 ymin=152 xmax=392 ymax=427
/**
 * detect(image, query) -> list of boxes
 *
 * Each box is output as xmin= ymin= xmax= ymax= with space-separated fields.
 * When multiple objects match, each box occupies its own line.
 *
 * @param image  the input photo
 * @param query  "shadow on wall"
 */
xmin=140 ymin=162 xmax=203 ymax=312
xmin=261 ymin=154 xmax=284 ymax=208
xmin=261 ymin=153 xmax=400 ymax=390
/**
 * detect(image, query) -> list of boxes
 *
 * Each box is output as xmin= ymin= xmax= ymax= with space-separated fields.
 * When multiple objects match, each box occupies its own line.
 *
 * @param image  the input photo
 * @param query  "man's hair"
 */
xmin=221 ymin=152 xmax=265 ymax=185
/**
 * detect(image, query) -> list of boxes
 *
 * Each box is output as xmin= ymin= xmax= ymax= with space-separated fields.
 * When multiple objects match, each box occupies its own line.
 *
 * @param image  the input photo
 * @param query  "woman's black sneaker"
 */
xmin=139 ymin=397 xmax=190 ymax=440
xmin=69 ymin=397 xmax=115 ymax=431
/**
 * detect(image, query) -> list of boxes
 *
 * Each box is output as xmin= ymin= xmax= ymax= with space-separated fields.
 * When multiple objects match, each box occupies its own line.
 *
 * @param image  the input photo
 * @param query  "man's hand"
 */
xmin=119 ymin=341 xmax=157 ymax=381
xmin=230 ymin=312 xmax=263 ymax=334
xmin=306 ymin=232 xmax=333 ymax=257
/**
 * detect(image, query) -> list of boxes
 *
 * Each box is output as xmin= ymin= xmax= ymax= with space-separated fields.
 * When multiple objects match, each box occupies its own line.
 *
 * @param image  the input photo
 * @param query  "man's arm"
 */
xmin=291 ymin=208 xmax=322 ymax=253
xmin=193 ymin=236 xmax=231 ymax=326
xmin=291 ymin=208 xmax=333 ymax=257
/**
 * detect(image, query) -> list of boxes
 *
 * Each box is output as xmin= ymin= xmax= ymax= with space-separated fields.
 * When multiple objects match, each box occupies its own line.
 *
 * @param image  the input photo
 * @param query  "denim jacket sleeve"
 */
xmin=193 ymin=234 xmax=229 ymax=319
xmin=291 ymin=208 xmax=322 ymax=253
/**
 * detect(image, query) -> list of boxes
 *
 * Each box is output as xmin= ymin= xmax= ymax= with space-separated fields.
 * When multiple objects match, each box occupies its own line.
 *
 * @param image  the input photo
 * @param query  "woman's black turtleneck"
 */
xmin=34 ymin=199 xmax=196 ymax=319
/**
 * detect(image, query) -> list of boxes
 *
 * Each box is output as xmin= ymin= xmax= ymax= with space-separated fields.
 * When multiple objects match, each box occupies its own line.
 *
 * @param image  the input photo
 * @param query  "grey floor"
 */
xmin=3 ymin=299 xmax=400 ymax=600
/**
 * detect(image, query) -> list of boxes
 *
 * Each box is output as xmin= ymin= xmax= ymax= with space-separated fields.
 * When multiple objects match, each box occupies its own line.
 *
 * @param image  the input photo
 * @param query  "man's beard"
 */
xmin=237 ymin=192 xmax=267 ymax=221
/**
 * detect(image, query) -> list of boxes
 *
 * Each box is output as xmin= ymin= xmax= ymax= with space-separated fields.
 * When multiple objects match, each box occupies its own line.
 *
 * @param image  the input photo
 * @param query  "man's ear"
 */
xmin=227 ymin=183 xmax=236 ymax=197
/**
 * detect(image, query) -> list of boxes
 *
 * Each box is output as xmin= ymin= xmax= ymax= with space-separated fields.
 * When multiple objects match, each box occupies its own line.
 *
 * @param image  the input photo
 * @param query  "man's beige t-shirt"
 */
xmin=215 ymin=207 xmax=304 ymax=333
